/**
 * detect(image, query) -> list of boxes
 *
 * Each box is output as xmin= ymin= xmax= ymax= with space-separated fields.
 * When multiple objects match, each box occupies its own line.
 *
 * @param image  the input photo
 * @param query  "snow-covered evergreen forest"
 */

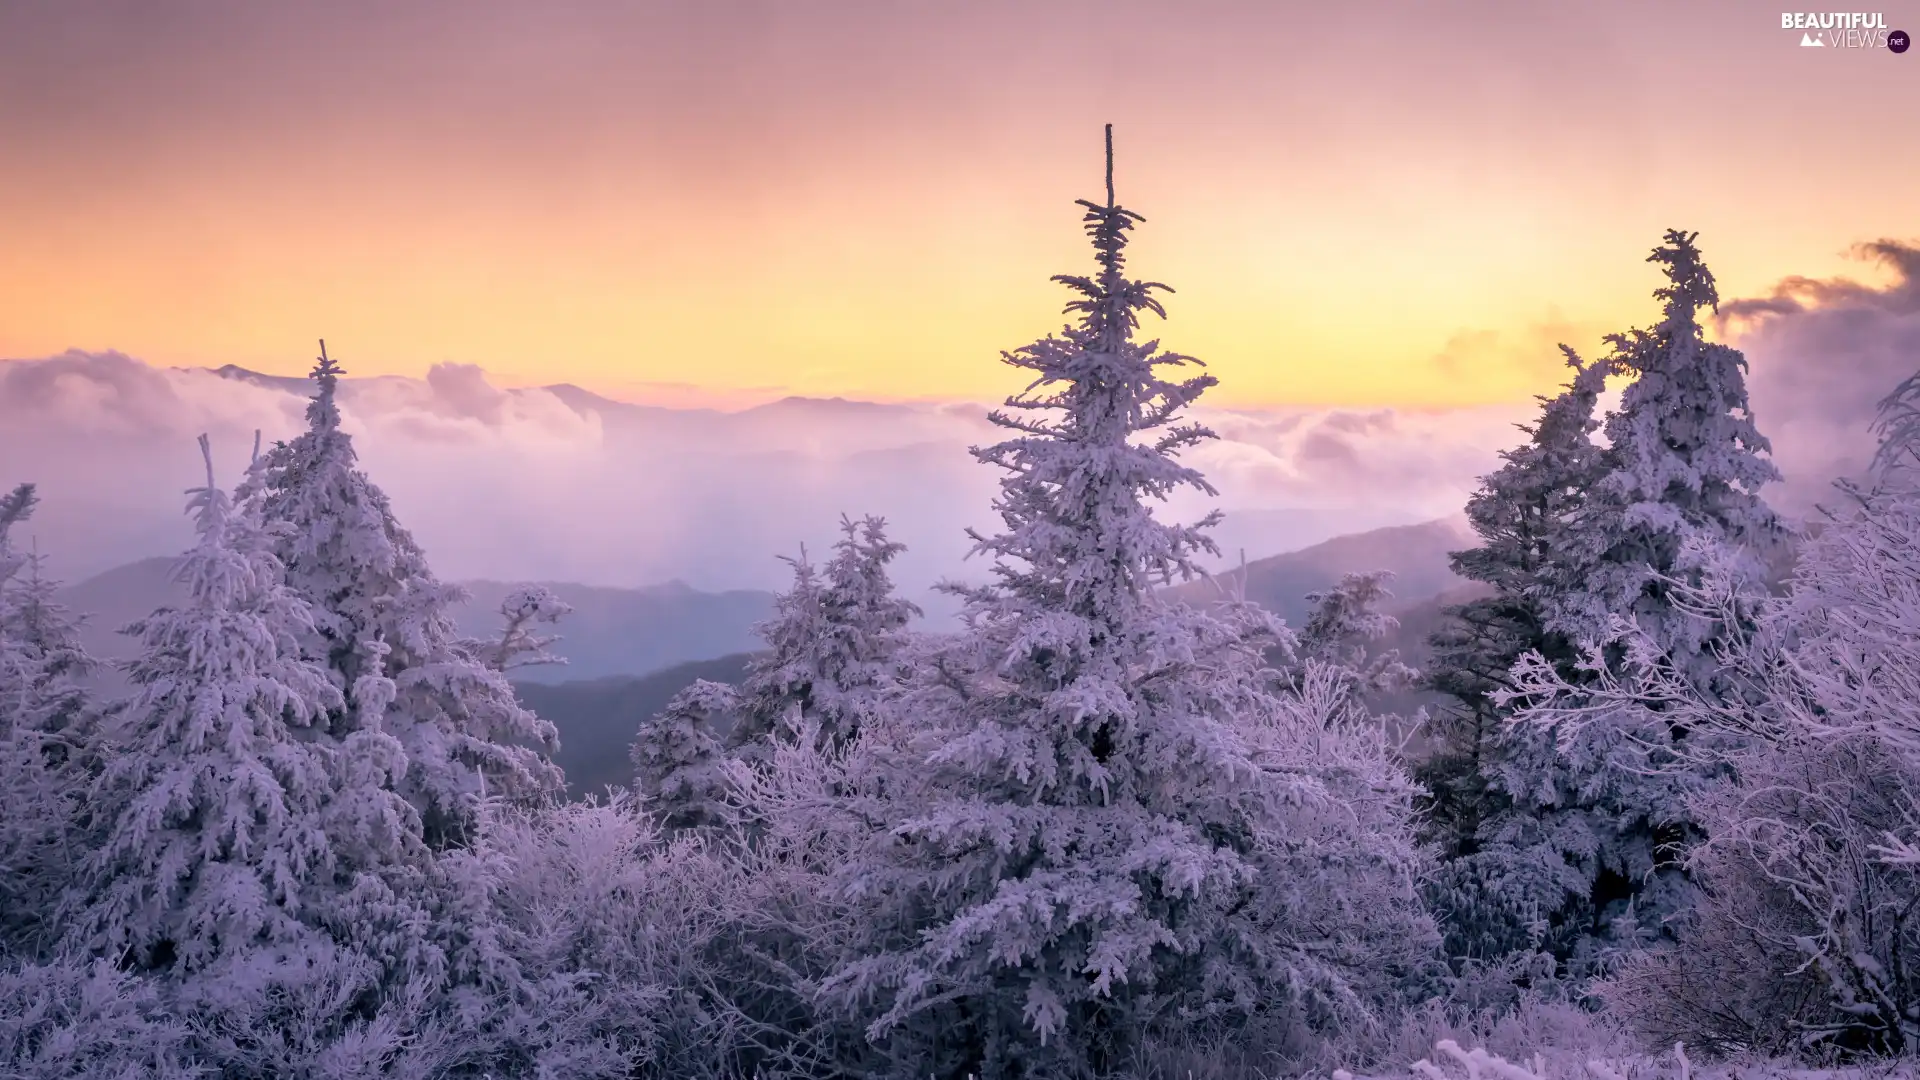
xmin=4 ymin=137 xmax=1918 ymax=1079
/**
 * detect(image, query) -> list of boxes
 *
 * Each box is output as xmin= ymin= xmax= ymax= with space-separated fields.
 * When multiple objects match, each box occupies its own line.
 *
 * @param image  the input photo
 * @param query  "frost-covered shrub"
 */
xmin=431 ymin=793 xmax=670 ymax=1078
xmin=1585 ymin=560 xmax=1920 ymax=1055
xmin=427 ymin=774 xmax=888 ymax=1080
xmin=1597 ymin=740 xmax=1918 ymax=1058
xmin=1233 ymin=658 xmax=1442 ymax=1039
xmin=1380 ymin=995 xmax=1631 ymax=1079
xmin=0 ymin=956 xmax=194 ymax=1080
xmin=171 ymin=940 xmax=465 ymax=1080
xmin=664 ymin=718 xmax=919 ymax=1078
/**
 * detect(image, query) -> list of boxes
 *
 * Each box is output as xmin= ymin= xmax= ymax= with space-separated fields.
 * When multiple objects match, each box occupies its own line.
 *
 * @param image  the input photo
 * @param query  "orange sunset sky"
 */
xmin=2 ymin=0 xmax=1914 ymax=409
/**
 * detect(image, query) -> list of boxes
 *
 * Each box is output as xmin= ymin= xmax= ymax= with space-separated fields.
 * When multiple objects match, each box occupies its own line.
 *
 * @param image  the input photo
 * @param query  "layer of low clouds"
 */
xmin=6 ymin=245 xmax=1914 ymax=601
xmin=0 ymin=350 xmax=1512 ymax=596
xmin=1724 ymin=239 xmax=1920 ymax=513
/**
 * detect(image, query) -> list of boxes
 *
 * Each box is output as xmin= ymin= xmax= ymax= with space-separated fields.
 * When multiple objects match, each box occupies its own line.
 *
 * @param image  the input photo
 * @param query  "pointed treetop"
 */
xmin=197 ymin=433 xmax=216 ymax=493
xmin=1104 ymin=122 xmax=1115 ymax=208
xmin=1074 ymin=123 xmax=1144 ymax=291
xmin=1518 ymin=345 xmax=1613 ymax=444
xmin=1649 ymin=229 xmax=1720 ymax=329
xmin=0 ymin=483 xmax=37 ymax=542
xmin=308 ymin=338 xmax=344 ymax=434
xmin=1560 ymin=343 xmax=1616 ymax=394
xmin=1053 ymin=124 xmax=1169 ymax=350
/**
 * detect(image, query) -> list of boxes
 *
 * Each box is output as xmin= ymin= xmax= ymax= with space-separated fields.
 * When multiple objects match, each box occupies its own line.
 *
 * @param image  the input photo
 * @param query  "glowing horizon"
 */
xmin=3 ymin=1 xmax=1914 ymax=409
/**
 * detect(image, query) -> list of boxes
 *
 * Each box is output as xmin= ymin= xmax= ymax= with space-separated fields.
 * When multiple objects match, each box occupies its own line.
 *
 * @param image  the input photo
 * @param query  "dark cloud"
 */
xmin=1722 ymin=239 xmax=1920 ymax=512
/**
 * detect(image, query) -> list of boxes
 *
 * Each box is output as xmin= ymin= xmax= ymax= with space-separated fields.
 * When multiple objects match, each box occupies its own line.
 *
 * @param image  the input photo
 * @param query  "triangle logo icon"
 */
xmin=1801 ymin=31 xmax=1825 ymax=45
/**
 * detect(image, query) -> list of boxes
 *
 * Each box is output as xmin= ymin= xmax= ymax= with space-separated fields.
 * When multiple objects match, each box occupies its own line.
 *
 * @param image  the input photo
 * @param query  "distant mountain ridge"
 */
xmin=507 ymin=518 xmax=1484 ymax=798
xmin=1164 ymin=516 xmax=1474 ymax=627
xmin=55 ymin=516 xmax=1476 ymax=690
xmin=54 ymin=558 xmax=775 ymax=685
xmin=209 ymin=364 xmax=316 ymax=395
xmin=51 ymin=516 xmax=1490 ymax=799
xmin=0 ymin=359 xmax=1470 ymax=601
xmin=457 ymin=579 xmax=771 ymax=683
xmin=210 ymin=363 xmax=929 ymax=428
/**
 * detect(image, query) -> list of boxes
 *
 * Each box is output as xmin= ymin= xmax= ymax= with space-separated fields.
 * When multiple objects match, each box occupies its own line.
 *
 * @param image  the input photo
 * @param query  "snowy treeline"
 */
xmin=2 ymin=151 xmax=1916 ymax=1079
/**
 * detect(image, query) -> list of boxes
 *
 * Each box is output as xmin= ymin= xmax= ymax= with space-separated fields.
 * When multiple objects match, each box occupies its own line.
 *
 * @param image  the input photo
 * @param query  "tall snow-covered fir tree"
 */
xmin=1487 ymin=232 xmax=1784 ymax=970
xmin=0 ymin=482 xmax=95 ymax=958
xmin=1546 ymin=230 xmax=1783 ymax=655
xmin=71 ymin=438 xmax=417 ymax=972
xmin=731 ymin=514 xmax=921 ymax=756
xmin=1415 ymin=352 xmax=1614 ymax=957
xmin=1497 ymin=372 xmax=1920 ymax=1051
xmin=820 ymin=129 xmax=1431 ymax=1080
xmin=239 ymin=343 xmax=563 ymax=848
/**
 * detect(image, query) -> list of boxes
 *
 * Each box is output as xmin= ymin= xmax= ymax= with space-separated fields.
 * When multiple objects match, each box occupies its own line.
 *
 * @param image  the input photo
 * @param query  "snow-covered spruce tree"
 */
xmin=1532 ymin=374 xmax=1920 ymax=1056
xmin=820 ymin=131 xmax=1432 ymax=1079
xmin=1415 ymin=351 xmax=1614 ymax=961
xmin=71 ymin=437 xmax=384 ymax=971
xmin=1545 ymin=231 xmax=1783 ymax=652
xmin=631 ymin=678 xmax=736 ymax=831
xmin=1486 ymin=232 xmax=1784 ymax=971
xmin=0 ymin=483 xmax=95 ymax=959
xmin=239 ymin=342 xmax=562 ymax=849
xmin=1285 ymin=569 xmax=1418 ymax=707
xmin=731 ymin=514 xmax=921 ymax=757
xmin=0 ymin=485 xmax=93 ymax=747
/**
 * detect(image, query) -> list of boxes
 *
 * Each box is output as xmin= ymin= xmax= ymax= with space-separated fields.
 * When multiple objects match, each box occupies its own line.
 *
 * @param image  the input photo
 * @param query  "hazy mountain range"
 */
xmin=51 ymin=515 xmax=1481 ymax=795
xmin=55 ymin=514 xmax=1471 ymax=678
xmin=1162 ymin=517 xmax=1473 ymax=626
xmin=55 ymin=559 xmax=778 ymax=687
xmin=521 ymin=517 xmax=1482 ymax=796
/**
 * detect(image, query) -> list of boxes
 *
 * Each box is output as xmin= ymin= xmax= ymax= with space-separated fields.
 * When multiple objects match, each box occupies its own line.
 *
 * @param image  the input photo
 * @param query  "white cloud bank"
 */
xmin=7 ymin=249 xmax=1911 ymax=598
xmin=0 ymin=349 xmax=1518 ymax=593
